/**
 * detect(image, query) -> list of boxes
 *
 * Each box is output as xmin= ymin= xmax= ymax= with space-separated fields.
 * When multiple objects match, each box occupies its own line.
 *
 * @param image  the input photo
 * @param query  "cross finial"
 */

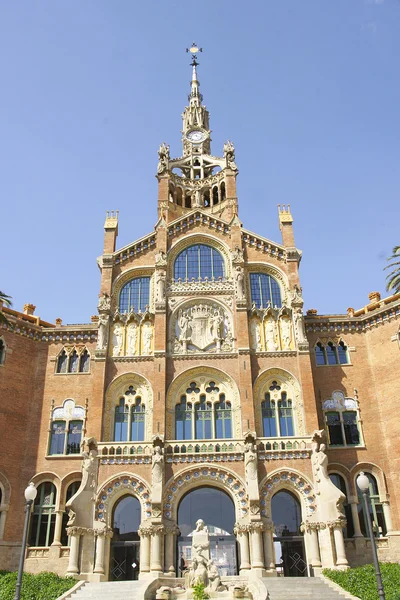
xmin=186 ymin=42 xmax=202 ymax=66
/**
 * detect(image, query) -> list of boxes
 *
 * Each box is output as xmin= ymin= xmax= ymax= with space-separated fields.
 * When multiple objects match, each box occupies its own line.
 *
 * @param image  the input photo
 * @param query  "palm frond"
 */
xmin=0 ymin=291 xmax=12 ymax=325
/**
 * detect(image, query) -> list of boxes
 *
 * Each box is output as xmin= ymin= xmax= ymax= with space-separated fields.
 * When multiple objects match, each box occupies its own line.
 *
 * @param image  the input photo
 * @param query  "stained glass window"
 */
xmin=249 ymin=273 xmax=282 ymax=308
xmin=174 ymin=245 xmax=224 ymax=280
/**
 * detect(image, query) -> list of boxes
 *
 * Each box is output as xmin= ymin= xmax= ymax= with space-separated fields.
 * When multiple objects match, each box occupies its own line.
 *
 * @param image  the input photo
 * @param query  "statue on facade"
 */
xmin=151 ymin=445 xmax=164 ymax=505
xmin=294 ymin=308 xmax=307 ymax=344
xmin=127 ymin=322 xmax=137 ymax=356
xmin=244 ymin=442 xmax=259 ymax=502
xmin=280 ymin=317 xmax=292 ymax=350
xmin=265 ymin=318 xmax=278 ymax=352
xmin=186 ymin=520 xmax=226 ymax=592
xmin=178 ymin=310 xmax=191 ymax=342
xmin=211 ymin=310 xmax=224 ymax=340
xmin=156 ymin=270 xmax=166 ymax=302
xmin=157 ymin=143 xmax=170 ymax=174
xmin=142 ymin=323 xmax=153 ymax=354
xmin=290 ymin=284 xmax=304 ymax=306
xmin=112 ymin=323 xmax=123 ymax=356
xmin=191 ymin=189 xmax=202 ymax=208
xmin=235 ymin=266 xmax=246 ymax=300
xmin=223 ymin=140 xmax=238 ymax=171
xmin=231 ymin=246 xmax=244 ymax=264
xmin=250 ymin=319 xmax=262 ymax=351
xmin=155 ymin=250 xmax=167 ymax=267
xmin=65 ymin=437 xmax=99 ymax=529
xmin=311 ymin=431 xmax=346 ymax=521
xmin=97 ymin=314 xmax=109 ymax=350
xmin=97 ymin=292 xmax=111 ymax=312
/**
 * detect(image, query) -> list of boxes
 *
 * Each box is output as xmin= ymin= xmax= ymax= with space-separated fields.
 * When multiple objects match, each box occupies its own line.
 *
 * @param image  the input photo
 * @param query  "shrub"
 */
xmin=192 ymin=581 xmax=210 ymax=600
xmin=0 ymin=571 xmax=76 ymax=600
xmin=323 ymin=563 xmax=400 ymax=600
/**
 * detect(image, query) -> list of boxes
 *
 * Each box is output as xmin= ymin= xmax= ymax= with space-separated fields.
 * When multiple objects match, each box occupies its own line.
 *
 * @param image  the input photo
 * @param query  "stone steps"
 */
xmin=68 ymin=581 xmax=144 ymax=600
xmin=262 ymin=576 xmax=357 ymax=599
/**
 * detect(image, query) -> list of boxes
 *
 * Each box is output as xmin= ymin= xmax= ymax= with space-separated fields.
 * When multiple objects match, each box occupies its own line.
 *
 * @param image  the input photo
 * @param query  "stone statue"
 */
xmin=280 ymin=318 xmax=291 ymax=350
xmin=127 ymin=322 xmax=137 ymax=356
xmin=265 ymin=318 xmax=278 ymax=352
xmin=191 ymin=189 xmax=202 ymax=208
xmin=156 ymin=270 xmax=166 ymax=302
xmin=211 ymin=310 xmax=223 ymax=340
xmin=245 ymin=442 xmax=259 ymax=502
xmin=178 ymin=311 xmax=190 ymax=342
xmin=142 ymin=323 xmax=153 ymax=355
xmin=192 ymin=519 xmax=210 ymax=562
xmin=250 ymin=319 xmax=262 ymax=351
xmin=207 ymin=560 xmax=224 ymax=592
xmin=294 ymin=308 xmax=307 ymax=343
xmin=112 ymin=323 xmax=123 ymax=356
xmin=155 ymin=250 xmax=167 ymax=267
xmin=186 ymin=521 xmax=225 ymax=592
xmin=152 ymin=446 xmax=164 ymax=505
xmin=97 ymin=314 xmax=109 ymax=350
xmin=157 ymin=142 xmax=170 ymax=174
xmin=231 ymin=246 xmax=244 ymax=264
xmin=223 ymin=140 xmax=238 ymax=171
xmin=98 ymin=292 xmax=111 ymax=312
xmin=235 ymin=266 xmax=246 ymax=300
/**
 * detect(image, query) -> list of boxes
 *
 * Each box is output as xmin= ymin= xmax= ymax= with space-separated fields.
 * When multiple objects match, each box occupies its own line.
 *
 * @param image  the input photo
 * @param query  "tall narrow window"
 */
xmin=195 ymin=396 xmax=212 ymax=439
xmin=249 ymin=273 xmax=282 ymax=308
xmin=175 ymin=398 xmax=192 ymax=441
xmin=68 ymin=350 xmax=79 ymax=373
xmin=79 ymin=350 xmax=90 ymax=372
xmin=326 ymin=342 xmax=338 ymax=365
xmin=49 ymin=421 xmax=66 ymax=455
xmin=343 ymin=411 xmax=360 ymax=445
xmin=262 ymin=395 xmax=277 ymax=437
xmin=67 ymin=421 xmax=83 ymax=454
xmin=119 ymin=277 xmax=150 ymax=313
xmin=48 ymin=399 xmax=84 ymax=456
xmin=215 ymin=395 xmax=232 ymax=439
xmin=315 ymin=343 xmax=326 ymax=365
xmin=357 ymin=473 xmax=387 ymax=537
xmin=57 ymin=350 xmax=68 ymax=373
xmin=29 ymin=482 xmax=57 ymax=547
xmin=326 ymin=412 xmax=344 ymax=445
xmin=114 ymin=399 xmax=129 ymax=442
xmin=174 ymin=245 xmax=225 ymax=281
xmin=131 ymin=398 xmax=145 ymax=441
xmin=337 ymin=341 xmax=349 ymax=364
xmin=329 ymin=474 xmax=354 ymax=538
xmin=278 ymin=393 xmax=294 ymax=436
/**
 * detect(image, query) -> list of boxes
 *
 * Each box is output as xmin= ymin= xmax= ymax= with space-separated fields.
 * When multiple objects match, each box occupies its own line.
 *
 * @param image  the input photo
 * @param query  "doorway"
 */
xmin=177 ymin=487 xmax=238 ymax=576
xmin=110 ymin=495 xmax=141 ymax=581
xmin=271 ymin=490 xmax=307 ymax=577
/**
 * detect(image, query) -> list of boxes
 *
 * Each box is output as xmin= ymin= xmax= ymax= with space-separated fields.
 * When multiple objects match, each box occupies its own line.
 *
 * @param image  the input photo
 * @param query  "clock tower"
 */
xmin=156 ymin=44 xmax=239 ymax=223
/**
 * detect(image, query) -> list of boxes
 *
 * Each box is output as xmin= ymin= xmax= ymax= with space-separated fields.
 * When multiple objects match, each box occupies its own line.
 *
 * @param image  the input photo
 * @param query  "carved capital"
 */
xmin=94 ymin=527 xmax=114 ymax=539
xmin=300 ymin=521 xmax=319 ymax=533
xmin=66 ymin=526 xmax=94 ymax=537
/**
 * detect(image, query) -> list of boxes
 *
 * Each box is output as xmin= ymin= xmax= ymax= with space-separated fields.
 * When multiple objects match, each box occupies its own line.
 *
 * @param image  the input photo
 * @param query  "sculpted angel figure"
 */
xmin=112 ymin=323 xmax=123 ymax=356
xmin=178 ymin=311 xmax=190 ymax=341
xmin=152 ymin=446 xmax=164 ymax=483
xmin=97 ymin=314 xmax=109 ymax=350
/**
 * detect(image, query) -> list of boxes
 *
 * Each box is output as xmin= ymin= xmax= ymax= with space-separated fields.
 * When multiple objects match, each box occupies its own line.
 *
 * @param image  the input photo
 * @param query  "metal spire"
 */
xmin=186 ymin=43 xmax=203 ymax=104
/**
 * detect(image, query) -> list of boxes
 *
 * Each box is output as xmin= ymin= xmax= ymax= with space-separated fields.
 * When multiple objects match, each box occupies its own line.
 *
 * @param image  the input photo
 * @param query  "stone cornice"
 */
xmin=305 ymin=300 xmax=400 ymax=334
xmin=241 ymin=229 xmax=286 ymax=261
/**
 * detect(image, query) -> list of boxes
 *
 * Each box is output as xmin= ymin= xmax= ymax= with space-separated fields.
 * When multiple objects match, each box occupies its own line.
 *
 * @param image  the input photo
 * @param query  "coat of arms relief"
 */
xmin=171 ymin=301 xmax=233 ymax=354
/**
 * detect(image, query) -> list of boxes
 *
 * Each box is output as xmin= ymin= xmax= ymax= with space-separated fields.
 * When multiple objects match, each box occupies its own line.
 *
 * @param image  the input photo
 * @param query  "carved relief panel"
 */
xmin=109 ymin=312 xmax=155 ymax=357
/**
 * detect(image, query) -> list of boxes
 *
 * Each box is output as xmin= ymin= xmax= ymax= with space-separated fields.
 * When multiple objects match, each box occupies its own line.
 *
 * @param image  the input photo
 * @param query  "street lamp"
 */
xmin=356 ymin=472 xmax=386 ymax=600
xmin=14 ymin=482 xmax=37 ymax=600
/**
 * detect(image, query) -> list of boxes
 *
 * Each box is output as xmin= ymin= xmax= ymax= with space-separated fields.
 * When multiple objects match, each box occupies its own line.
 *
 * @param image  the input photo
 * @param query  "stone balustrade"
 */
xmin=258 ymin=436 xmax=312 ymax=460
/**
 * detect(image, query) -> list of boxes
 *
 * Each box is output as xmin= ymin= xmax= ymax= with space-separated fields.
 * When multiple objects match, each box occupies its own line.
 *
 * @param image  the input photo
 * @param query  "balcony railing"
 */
xmin=257 ymin=436 xmax=312 ymax=460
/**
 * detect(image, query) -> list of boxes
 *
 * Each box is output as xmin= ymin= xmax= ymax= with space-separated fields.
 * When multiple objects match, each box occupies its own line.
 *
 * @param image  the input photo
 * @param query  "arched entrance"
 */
xmin=110 ymin=495 xmax=141 ymax=581
xmin=272 ymin=490 xmax=306 ymax=577
xmin=177 ymin=487 xmax=238 ymax=576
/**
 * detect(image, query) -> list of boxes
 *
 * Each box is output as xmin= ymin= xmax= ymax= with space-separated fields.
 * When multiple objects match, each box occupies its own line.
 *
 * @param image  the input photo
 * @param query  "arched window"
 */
xmin=56 ymin=347 xmax=90 ymax=374
xmin=79 ymin=349 xmax=90 ymax=373
xmin=68 ymin=350 xmax=79 ymax=373
xmin=315 ymin=343 xmax=326 ymax=365
xmin=57 ymin=350 xmax=68 ymax=373
xmin=49 ymin=399 xmax=84 ymax=455
xmin=329 ymin=473 xmax=354 ymax=538
xmin=249 ymin=273 xmax=282 ymax=308
xmin=114 ymin=394 xmax=145 ymax=442
xmin=357 ymin=473 xmax=386 ymax=537
xmin=174 ymin=245 xmax=225 ymax=281
xmin=61 ymin=481 xmax=81 ymax=546
xmin=119 ymin=277 xmax=150 ymax=313
xmin=315 ymin=341 xmax=349 ymax=366
xmin=29 ymin=482 xmax=57 ymax=547
xmin=337 ymin=341 xmax=349 ymax=364
xmin=175 ymin=381 xmax=232 ymax=440
xmin=326 ymin=342 xmax=338 ymax=365
xmin=261 ymin=385 xmax=294 ymax=437
xmin=0 ymin=338 xmax=6 ymax=365
xmin=323 ymin=392 xmax=361 ymax=447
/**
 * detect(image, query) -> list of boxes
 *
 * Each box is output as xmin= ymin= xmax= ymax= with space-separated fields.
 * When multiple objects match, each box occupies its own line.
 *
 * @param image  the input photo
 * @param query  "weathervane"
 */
xmin=186 ymin=42 xmax=202 ymax=66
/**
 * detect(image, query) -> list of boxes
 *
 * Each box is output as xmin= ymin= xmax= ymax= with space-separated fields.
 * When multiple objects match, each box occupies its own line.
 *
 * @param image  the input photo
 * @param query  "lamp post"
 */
xmin=14 ymin=482 xmax=37 ymax=600
xmin=356 ymin=472 xmax=386 ymax=600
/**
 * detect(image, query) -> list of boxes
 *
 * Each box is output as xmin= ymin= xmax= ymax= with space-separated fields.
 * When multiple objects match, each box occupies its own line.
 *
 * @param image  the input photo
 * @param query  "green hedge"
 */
xmin=323 ymin=563 xmax=400 ymax=600
xmin=0 ymin=571 xmax=76 ymax=600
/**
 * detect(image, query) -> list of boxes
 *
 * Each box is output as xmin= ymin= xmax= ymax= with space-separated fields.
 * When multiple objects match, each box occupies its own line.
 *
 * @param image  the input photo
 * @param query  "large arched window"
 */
xmin=250 ymin=273 xmax=282 ymax=308
xmin=329 ymin=473 xmax=354 ymax=538
xmin=119 ymin=277 xmax=150 ymax=313
xmin=29 ymin=482 xmax=57 ymax=547
xmin=174 ymin=245 xmax=225 ymax=281
xmin=175 ymin=381 xmax=232 ymax=440
xmin=357 ymin=473 xmax=387 ymax=537
xmin=114 ymin=396 xmax=145 ymax=442
xmin=261 ymin=383 xmax=294 ymax=437
xmin=48 ymin=399 xmax=85 ymax=456
xmin=322 ymin=392 xmax=362 ymax=447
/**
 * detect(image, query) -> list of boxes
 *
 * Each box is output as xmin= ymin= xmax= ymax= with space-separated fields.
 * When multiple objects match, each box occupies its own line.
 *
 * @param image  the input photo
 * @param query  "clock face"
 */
xmin=186 ymin=130 xmax=206 ymax=143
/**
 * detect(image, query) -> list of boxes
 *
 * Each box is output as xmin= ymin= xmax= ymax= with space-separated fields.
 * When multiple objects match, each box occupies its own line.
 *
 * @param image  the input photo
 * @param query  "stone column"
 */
xmin=94 ymin=529 xmax=112 ymax=574
xmin=332 ymin=523 xmax=349 ymax=568
xmin=0 ymin=506 xmax=9 ymax=540
xmin=382 ymin=501 xmax=393 ymax=534
xmin=234 ymin=524 xmax=251 ymax=572
xmin=138 ymin=527 xmax=151 ymax=575
xmin=349 ymin=498 xmax=363 ymax=537
xmin=301 ymin=522 xmax=321 ymax=568
xmin=263 ymin=525 xmax=276 ymax=570
xmin=249 ymin=523 xmax=264 ymax=569
xmin=66 ymin=528 xmax=81 ymax=575
xmin=164 ymin=525 xmax=179 ymax=575
xmin=150 ymin=525 xmax=164 ymax=573
xmin=52 ymin=510 xmax=64 ymax=546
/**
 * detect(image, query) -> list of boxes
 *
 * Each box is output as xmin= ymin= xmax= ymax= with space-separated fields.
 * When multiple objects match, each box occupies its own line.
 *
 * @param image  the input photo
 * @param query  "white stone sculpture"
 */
xmin=157 ymin=142 xmax=170 ymax=174
xmin=156 ymin=270 xmax=166 ymax=302
xmin=211 ymin=310 xmax=223 ymax=340
xmin=280 ymin=317 xmax=292 ymax=350
xmin=294 ymin=308 xmax=307 ymax=343
xmin=155 ymin=250 xmax=167 ymax=267
xmin=178 ymin=311 xmax=190 ymax=342
xmin=235 ymin=266 xmax=246 ymax=300
xmin=112 ymin=323 xmax=123 ymax=356
xmin=152 ymin=446 xmax=164 ymax=505
xmin=187 ymin=520 xmax=226 ymax=592
xmin=231 ymin=246 xmax=244 ymax=264
xmin=223 ymin=140 xmax=238 ymax=171
xmin=311 ymin=435 xmax=346 ymax=521
xmin=142 ymin=323 xmax=153 ymax=355
xmin=250 ymin=319 xmax=262 ymax=351
xmin=127 ymin=323 xmax=137 ymax=356
xmin=65 ymin=437 xmax=98 ymax=529
xmin=265 ymin=318 xmax=278 ymax=352
xmin=191 ymin=189 xmax=202 ymax=208
xmin=97 ymin=292 xmax=111 ymax=312
xmin=176 ymin=304 xmax=230 ymax=352
xmin=97 ymin=314 xmax=109 ymax=350
xmin=245 ymin=442 xmax=259 ymax=502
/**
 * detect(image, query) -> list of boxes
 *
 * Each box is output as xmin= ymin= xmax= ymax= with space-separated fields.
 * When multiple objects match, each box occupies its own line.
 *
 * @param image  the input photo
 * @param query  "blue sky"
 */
xmin=1 ymin=0 xmax=399 ymax=324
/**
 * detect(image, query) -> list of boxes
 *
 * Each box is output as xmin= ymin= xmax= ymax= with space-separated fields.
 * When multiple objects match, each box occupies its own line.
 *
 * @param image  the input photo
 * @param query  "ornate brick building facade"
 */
xmin=1 ymin=51 xmax=399 ymax=581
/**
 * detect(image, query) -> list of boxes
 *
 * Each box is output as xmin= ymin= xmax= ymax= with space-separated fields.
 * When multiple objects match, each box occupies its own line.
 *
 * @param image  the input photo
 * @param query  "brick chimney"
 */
xmin=23 ymin=303 xmax=36 ymax=315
